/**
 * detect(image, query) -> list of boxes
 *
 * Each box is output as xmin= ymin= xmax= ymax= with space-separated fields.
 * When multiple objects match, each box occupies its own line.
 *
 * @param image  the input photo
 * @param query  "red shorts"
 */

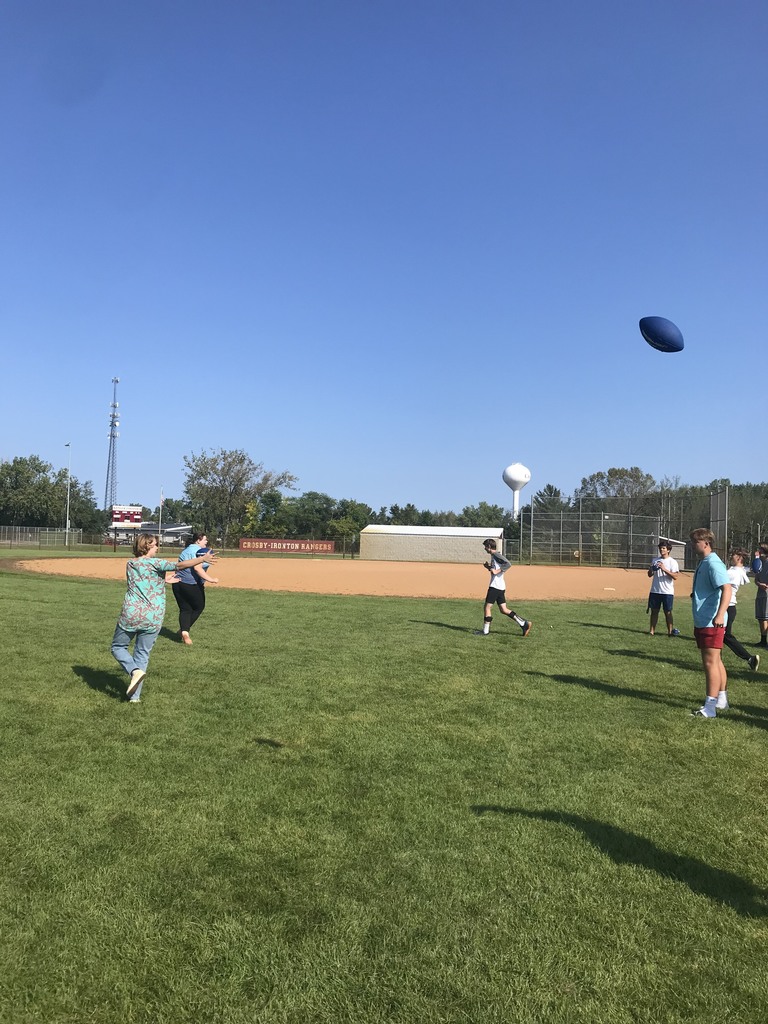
xmin=694 ymin=626 xmax=725 ymax=650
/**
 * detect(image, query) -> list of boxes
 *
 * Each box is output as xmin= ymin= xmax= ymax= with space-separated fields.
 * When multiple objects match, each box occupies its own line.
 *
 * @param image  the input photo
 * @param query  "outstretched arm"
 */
xmin=177 ymin=551 xmax=218 ymax=570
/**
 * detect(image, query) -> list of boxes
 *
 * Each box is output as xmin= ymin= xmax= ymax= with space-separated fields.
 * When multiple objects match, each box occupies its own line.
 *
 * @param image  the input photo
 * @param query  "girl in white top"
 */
xmin=724 ymin=549 xmax=759 ymax=671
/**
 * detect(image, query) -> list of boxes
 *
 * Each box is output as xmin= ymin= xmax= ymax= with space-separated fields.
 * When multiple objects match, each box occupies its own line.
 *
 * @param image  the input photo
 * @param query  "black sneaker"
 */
xmin=749 ymin=654 xmax=760 ymax=672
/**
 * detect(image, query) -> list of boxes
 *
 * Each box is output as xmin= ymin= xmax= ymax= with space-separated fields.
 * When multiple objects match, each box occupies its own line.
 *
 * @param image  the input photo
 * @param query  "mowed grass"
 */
xmin=1 ymin=569 xmax=767 ymax=1024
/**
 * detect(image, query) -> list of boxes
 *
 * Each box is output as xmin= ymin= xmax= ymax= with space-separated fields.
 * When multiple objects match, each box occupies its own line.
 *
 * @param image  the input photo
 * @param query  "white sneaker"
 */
xmin=692 ymin=704 xmax=716 ymax=718
xmin=127 ymin=668 xmax=146 ymax=698
xmin=716 ymin=693 xmax=729 ymax=710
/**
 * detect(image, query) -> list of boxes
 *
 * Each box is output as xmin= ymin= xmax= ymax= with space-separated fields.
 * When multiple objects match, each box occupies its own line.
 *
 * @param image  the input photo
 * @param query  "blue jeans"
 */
xmin=111 ymin=624 xmax=160 ymax=700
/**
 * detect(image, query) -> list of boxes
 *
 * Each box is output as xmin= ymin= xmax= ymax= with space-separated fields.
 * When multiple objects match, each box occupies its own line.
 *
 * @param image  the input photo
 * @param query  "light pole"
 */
xmin=65 ymin=443 xmax=72 ymax=548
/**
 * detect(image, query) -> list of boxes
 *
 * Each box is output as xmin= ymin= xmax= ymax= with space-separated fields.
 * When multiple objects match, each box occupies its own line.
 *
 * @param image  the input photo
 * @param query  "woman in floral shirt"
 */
xmin=112 ymin=533 xmax=217 ymax=702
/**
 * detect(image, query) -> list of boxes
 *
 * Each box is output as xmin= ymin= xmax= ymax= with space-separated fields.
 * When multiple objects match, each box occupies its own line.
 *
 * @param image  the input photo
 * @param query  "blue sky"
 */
xmin=1 ymin=0 xmax=766 ymax=514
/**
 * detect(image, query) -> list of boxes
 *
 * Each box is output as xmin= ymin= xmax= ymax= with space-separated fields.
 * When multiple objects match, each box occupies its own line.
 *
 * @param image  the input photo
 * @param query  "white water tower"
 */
xmin=502 ymin=463 xmax=531 ymax=521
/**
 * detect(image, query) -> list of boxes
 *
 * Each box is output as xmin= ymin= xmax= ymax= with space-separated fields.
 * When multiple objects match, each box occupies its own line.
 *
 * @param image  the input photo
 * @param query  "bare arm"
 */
xmin=176 ymin=551 xmax=218 ymax=570
xmin=713 ymin=584 xmax=732 ymax=627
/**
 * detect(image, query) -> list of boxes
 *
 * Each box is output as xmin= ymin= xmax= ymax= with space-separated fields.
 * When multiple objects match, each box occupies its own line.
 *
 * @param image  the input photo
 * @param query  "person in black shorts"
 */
xmin=477 ymin=539 xmax=531 ymax=637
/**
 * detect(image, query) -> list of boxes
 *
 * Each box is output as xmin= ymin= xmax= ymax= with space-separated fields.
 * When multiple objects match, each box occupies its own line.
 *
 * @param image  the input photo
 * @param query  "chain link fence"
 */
xmin=511 ymin=509 xmax=666 ymax=569
xmin=0 ymin=525 xmax=87 ymax=548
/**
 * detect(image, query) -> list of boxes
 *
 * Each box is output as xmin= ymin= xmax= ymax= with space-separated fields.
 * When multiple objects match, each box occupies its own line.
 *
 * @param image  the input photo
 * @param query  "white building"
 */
xmin=360 ymin=525 xmax=505 ymax=563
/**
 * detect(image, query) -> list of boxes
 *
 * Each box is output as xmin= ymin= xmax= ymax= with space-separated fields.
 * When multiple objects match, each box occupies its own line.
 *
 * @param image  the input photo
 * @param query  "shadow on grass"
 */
xmin=525 ymin=670 xmax=768 ymax=730
xmin=72 ymin=664 xmax=124 ymax=701
xmin=607 ymin=647 xmax=693 ymax=667
xmin=160 ymin=626 xmax=181 ymax=642
xmin=524 ymin=670 xmax=688 ymax=709
xmin=568 ymin=620 xmax=665 ymax=637
xmin=471 ymin=806 xmax=768 ymax=918
xmin=410 ymin=620 xmax=478 ymax=634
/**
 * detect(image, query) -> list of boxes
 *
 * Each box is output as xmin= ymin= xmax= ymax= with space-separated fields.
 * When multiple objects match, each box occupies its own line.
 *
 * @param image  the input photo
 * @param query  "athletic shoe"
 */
xmin=749 ymin=654 xmax=760 ymax=672
xmin=691 ymin=705 xmax=716 ymax=718
xmin=127 ymin=668 xmax=146 ymax=698
xmin=521 ymin=620 xmax=532 ymax=637
xmin=473 ymin=630 xmax=489 ymax=636
xmin=670 ymin=628 xmax=681 ymax=637
xmin=127 ymin=699 xmax=141 ymax=704
xmin=716 ymin=694 xmax=729 ymax=711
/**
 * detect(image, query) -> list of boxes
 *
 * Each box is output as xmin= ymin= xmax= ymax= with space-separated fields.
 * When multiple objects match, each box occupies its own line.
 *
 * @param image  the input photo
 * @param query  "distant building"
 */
xmin=107 ymin=521 xmax=192 ymax=545
xmin=360 ymin=525 xmax=505 ymax=563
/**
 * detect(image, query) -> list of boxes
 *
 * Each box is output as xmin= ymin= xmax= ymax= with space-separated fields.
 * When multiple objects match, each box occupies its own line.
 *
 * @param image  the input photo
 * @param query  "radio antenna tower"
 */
xmin=104 ymin=377 xmax=120 ymax=509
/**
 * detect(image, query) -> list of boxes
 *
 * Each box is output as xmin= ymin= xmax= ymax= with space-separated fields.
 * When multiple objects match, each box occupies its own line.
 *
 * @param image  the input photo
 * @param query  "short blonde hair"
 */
xmin=133 ymin=533 xmax=157 ymax=557
xmin=689 ymin=528 xmax=715 ymax=547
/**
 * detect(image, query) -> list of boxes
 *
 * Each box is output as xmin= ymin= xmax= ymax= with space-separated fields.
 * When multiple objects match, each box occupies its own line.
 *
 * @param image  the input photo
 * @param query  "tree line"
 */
xmin=3 ymin=451 xmax=768 ymax=551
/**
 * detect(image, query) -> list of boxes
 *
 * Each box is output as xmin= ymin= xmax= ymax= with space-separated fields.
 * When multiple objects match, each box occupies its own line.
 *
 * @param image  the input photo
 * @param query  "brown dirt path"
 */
xmin=11 ymin=557 xmax=690 ymax=601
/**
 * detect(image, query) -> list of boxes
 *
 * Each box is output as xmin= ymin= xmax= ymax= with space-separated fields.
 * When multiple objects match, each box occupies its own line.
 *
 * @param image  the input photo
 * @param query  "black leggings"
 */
xmin=172 ymin=582 xmax=206 ymax=633
xmin=724 ymin=606 xmax=751 ymax=662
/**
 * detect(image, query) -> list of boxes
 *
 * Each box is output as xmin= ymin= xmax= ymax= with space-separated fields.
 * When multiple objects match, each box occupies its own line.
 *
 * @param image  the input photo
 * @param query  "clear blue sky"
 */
xmin=2 ymin=0 xmax=766 ymax=514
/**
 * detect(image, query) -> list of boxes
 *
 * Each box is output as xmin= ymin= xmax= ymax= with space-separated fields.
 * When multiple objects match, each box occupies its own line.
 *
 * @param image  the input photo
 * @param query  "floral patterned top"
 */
xmin=117 ymin=557 xmax=178 ymax=631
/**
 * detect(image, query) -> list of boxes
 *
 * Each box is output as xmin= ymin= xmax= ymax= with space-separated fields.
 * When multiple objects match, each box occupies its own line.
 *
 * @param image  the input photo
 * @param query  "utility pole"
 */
xmin=65 ymin=442 xmax=72 ymax=547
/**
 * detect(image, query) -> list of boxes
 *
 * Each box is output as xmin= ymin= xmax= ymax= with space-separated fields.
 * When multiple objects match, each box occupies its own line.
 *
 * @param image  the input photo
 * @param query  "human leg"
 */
xmin=692 ymin=628 xmax=727 ymax=716
xmin=724 ymin=607 xmax=751 ymax=663
xmin=482 ymin=601 xmax=493 ymax=635
xmin=111 ymin=624 xmax=137 ymax=675
xmin=499 ymin=600 xmax=531 ymax=635
xmin=185 ymin=585 xmax=206 ymax=631
xmin=649 ymin=608 xmax=659 ymax=635
xmin=701 ymin=647 xmax=727 ymax=698
xmin=126 ymin=629 xmax=160 ymax=701
xmin=173 ymin=583 xmax=197 ymax=636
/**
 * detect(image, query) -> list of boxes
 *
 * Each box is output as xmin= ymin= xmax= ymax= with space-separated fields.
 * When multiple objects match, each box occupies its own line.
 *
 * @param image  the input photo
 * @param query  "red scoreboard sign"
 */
xmin=111 ymin=505 xmax=143 ymax=526
xmin=240 ymin=538 xmax=335 ymax=554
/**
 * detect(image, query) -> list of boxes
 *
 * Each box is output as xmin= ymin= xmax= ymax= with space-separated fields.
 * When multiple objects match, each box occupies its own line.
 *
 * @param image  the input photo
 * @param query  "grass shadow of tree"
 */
xmin=471 ymin=806 xmax=768 ymax=919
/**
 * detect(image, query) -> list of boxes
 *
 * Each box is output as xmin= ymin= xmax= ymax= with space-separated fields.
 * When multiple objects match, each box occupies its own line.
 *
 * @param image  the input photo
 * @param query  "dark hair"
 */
xmin=189 ymin=531 xmax=206 ymax=545
xmin=483 ymin=539 xmax=497 ymax=550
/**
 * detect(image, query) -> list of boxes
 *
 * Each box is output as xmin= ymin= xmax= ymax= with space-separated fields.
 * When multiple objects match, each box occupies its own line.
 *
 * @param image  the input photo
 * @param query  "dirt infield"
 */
xmin=12 ymin=557 xmax=691 ymax=602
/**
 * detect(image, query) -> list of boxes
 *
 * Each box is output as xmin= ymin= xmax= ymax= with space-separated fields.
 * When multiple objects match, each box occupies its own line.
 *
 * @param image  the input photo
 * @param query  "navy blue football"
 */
xmin=639 ymin=316 xmax=684 ymax=353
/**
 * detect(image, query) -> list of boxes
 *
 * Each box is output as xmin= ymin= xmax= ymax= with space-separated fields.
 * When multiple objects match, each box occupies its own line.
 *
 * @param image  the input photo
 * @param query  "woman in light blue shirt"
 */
xmin=171 ymin=531 xmax=219 ymax=645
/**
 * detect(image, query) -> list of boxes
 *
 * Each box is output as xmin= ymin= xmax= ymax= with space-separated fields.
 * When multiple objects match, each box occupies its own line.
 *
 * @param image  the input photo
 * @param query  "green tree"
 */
xmin=285 ymin=491 xmax=337 ymax=537
xmin=0 ymin=455 xmax=59 ymax=526
xmin=533 ymin=484 xmax=569 ymax=513
xmin=334 ymin=498 xmax=374 ymax=533
xmin=183 ymin=448 xmax=297 ymax=547
xmin=152 ymin=497 xmax=191 ymax=522
xmin=0 ymin=455 xmax=104 ymax=532
xmin=389 ymin=503 xmax=420 ymax=525
xmin=327 ymin=516 xmax=359 ymax=553
xmin=458 ymin=502 xmax=512 ymax=531
xmin=243 ymin=490 xmax=292 ymax=537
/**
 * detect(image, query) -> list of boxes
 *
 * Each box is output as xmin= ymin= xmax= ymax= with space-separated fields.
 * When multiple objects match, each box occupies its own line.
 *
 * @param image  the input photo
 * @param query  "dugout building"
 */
xmin=360 ymin=525 xmax=505 ymax=563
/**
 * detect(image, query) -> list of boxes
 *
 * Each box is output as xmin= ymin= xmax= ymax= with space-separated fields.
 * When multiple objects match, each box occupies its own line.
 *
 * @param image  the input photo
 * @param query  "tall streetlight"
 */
xmin=65 ymin=442 xmax=72 ymax=548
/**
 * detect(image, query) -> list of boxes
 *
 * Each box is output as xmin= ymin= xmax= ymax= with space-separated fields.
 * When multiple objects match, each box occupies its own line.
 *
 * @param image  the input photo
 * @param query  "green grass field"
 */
xmin=2 ymin=567 xmax=767 ymax=1024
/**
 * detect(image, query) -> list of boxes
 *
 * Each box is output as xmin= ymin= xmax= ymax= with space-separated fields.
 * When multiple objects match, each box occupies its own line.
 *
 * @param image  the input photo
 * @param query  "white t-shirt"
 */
xmin=727 ymin=565 xmax=750 ymax=607
xmin=650 ymin=556 xmax=679 ymax=596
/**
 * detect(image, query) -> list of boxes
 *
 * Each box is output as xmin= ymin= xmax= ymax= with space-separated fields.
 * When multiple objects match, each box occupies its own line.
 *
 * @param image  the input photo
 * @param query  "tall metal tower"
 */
xmin=104 ymin=377 xmax=120 ymax=510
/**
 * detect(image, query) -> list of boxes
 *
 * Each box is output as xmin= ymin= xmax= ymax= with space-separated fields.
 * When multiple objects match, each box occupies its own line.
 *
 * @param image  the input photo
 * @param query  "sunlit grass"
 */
xmin=1 ymin=569 xmax=767 ymax=1023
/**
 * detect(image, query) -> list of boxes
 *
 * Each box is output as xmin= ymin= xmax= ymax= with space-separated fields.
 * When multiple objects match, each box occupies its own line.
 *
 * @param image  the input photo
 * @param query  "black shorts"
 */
xmin=648 ymin=592 xmax=673 ymax=613
xmin=485 ymin=588 xmax=507 ymax=605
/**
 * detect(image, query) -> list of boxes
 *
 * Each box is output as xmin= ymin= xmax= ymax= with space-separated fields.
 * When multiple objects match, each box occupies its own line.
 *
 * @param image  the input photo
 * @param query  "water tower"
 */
xmin=502 ymin=463 xmax=531 ymax=521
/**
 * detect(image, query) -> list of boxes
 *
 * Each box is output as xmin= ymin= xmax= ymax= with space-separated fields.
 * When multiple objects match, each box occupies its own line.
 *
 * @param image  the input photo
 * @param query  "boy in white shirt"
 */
xmin=646 ymin=541 xmax=680 ymax=636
